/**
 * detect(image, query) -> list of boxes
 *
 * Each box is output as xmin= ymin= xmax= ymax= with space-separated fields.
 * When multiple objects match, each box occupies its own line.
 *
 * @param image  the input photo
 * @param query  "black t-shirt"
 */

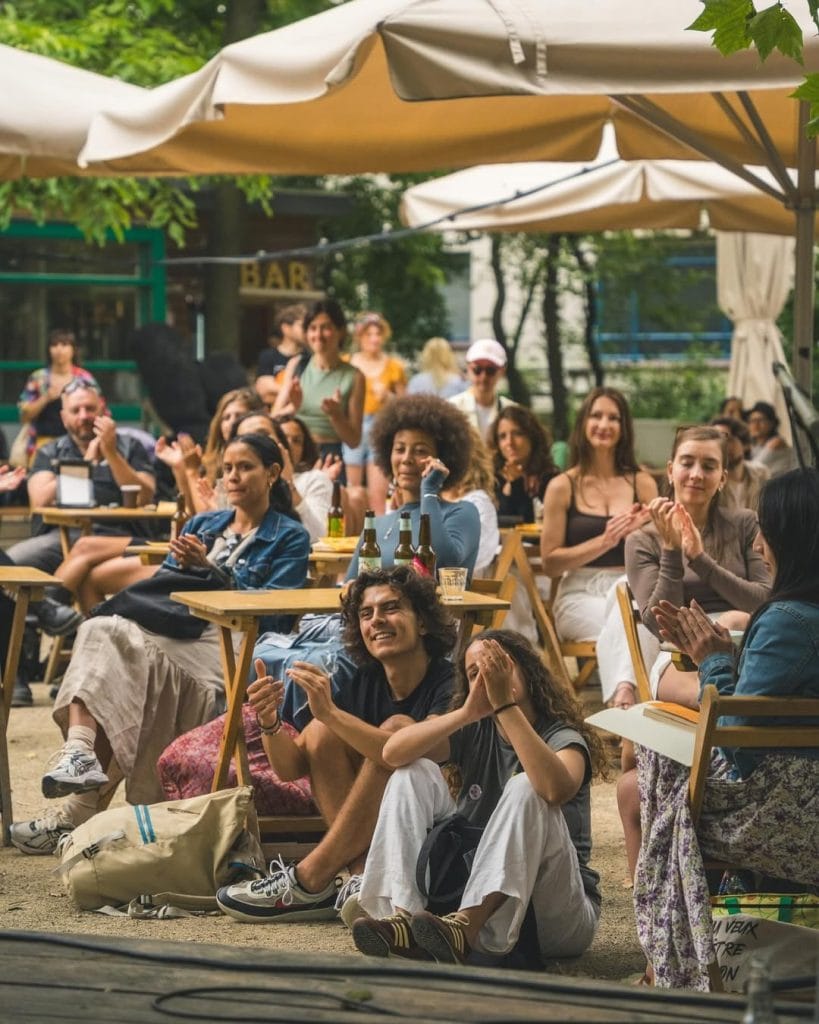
xmin=257 ymin=347 xmax=291 ymax=377
xmin=448 ymin=715 xmax=601 ymax=904
xmin=334 ymin=655 xmax=453 ymax=727
xmin=32 ymin=432 xmax=155 ymax=538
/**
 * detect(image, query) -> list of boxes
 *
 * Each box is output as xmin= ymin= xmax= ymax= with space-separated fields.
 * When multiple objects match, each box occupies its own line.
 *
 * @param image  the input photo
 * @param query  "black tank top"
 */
xmin=564 ymin=474 xmax=637 ymax=569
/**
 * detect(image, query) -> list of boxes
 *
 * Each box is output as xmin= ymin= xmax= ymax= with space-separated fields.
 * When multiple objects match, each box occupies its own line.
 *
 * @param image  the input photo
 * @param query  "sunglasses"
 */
xmin=470 ymin=363 xmax=500 ymax=377
xmin=62 ymin=379 xmax=102 ymax=396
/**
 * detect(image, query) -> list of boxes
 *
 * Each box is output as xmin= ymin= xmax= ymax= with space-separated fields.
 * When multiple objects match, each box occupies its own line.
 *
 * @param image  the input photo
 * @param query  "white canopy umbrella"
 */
xmin=400 ymin=130 xmax=799 ymax=432
xmin=75 ymin=0 xmax=819 ymax=392
xmin=0 ymin=44 xmax=145 ymax=179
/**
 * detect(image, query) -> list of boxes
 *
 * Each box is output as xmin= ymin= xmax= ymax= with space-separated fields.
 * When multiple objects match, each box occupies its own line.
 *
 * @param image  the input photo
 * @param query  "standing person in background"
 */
xmin=273 ymin=300 xmax=365 ymax=478
xmin=407 ymin=337 xmax=467 ymax=400
xmin=255 ymin=304 xmax=307 ymax=408
xmin=491 ymin=406 xmax=558 ymax=525
xmin=448 ymin=339 xmax=516 ymax=443
xmin=540 ymin=388 xmax=657 ymax=709
xmin=746 ymin=400 xmax=797 ymax=477
xmin=343 ymin=312 xmax=407 ymax=514
xmin=17 ymin=328 xmax=101 ymax=464
xmin=709 ymin=416 xmax=769 ymax=513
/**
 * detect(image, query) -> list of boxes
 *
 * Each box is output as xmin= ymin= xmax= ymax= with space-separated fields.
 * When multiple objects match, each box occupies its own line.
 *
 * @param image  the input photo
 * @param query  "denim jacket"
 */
xmin=699 ymin=600 xmax=819 ymax=776
xmin=164 ymin=506 xmax=310 ymax=633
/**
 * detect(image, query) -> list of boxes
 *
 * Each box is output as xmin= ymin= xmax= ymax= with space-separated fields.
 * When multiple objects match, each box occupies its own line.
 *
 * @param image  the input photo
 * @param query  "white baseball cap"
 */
xmin=465 ymin=338 xmax=507 ymax=367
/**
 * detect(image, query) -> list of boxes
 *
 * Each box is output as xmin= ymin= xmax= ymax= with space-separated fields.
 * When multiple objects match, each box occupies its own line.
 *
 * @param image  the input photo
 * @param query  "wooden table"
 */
xmin=0 ymin=566 xmax=60 ymax=843
xmin=171 ymin=588 xmax=510 ymax=797
xmin=35 ymin=502 xmax=177 ymax=558
xmin=122 ymin=546 xmax=356 ymax=579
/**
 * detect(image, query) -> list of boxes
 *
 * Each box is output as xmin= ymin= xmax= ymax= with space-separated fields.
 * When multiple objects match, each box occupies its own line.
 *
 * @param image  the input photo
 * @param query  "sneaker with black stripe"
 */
xmin=351 ymin=912 xmax=433 ymax=961
xmin=410 ymin=910 xmax=472 ymax=964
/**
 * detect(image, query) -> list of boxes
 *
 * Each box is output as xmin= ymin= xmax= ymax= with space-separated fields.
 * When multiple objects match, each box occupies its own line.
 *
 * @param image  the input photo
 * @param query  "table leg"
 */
xmin=0 ymin=694 xmax=12 ymax=844
xmin=3 ymin=589 xmax=32 ymax=720
xmin=212 ymin=623 xmax=258 ymax=792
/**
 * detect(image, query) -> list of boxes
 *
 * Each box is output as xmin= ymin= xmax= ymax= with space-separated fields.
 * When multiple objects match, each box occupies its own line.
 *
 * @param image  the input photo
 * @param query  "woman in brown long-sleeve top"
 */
xmin=625 ymin=425 xmax=770 ymax=710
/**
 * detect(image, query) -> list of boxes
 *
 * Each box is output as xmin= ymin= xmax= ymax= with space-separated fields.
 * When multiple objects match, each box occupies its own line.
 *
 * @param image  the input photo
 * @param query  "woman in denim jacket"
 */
xmin=11 ymin=434 xmax=310 ymax=856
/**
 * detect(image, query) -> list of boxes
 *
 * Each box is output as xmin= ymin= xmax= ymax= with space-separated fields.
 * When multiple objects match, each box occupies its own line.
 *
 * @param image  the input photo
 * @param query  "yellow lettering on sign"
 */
xmin=264 ymin=262 xmax=286 ymax=290
xmin=288 ymin=262 xmax=310 ymax=290
xmin=240 ymin=263 xmax=260 ymax=288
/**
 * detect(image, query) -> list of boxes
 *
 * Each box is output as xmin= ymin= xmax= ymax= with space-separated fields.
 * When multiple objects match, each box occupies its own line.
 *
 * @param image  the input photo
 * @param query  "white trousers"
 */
xmin=552 ymin=569 xmax=659 ymax=702
xmin=359 ymin=759 xmax=599 ymax=960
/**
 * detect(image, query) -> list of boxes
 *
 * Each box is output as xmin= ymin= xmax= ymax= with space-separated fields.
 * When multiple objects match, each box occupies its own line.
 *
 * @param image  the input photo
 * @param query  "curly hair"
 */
xmin=369 ymin=394 xmax=473 ymax=490
xmin=340 ymin=566 xmax=458 ymax=667
xmin=451 ymin=629 xmax=609 ymax=780
xmin=490 ymin=405 xmax=555 ymax=479
xmin=569 ymin=387 xmax=639 ymax=476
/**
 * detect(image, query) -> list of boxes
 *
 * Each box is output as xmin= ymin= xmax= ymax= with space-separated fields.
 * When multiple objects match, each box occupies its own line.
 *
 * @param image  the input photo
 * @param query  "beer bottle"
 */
xmin=327 ymin=481 xmax=345 ymax=538
xmin=412 ymin=512 xmax=436 ymax=578
xmin=393 ymin=511 xmax=415 ymax=567
xmin=170 ymin=492 xmax=189 ymax=542
xmin=358 ymin=509 xmax=382 ymax=573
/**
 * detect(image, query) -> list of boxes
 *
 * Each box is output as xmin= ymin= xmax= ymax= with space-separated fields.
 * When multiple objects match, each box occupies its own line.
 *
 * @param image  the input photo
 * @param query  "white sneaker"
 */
xmin=41 ymin=745 xmax=109 ymax=799
xmin=10 ymin=809 xmax=75 ymax=855
xmin=336 ymin=873 xmax=364 ymax=928
xmin=215 ymin=856 xmax=340 ymax=923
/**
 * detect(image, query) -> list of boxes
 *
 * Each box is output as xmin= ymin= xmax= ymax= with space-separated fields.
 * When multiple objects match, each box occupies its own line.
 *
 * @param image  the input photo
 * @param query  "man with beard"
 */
xmin=7 ymin=381 xmax=155 ymax=639
xmin=710 ymin=416 xmax=770 ymax=513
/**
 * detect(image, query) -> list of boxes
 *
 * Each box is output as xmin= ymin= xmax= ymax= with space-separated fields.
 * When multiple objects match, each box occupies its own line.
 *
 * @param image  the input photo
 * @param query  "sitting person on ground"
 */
xmin=9 ymin=434 xmax=310 ymax=856
xmin=630 ymin=467 xmax=819 ymax=989
xmin=491 ymin=405 xmax=558 ymax=525
xmin=253 ymin=394 xmax=480 ymax=715
xmin=448 ymin=338 xmax=516 ymax=443
xmin=746 ymin=400 xmax=797 ymax=478
xmin=625 ymin=426 xmax=770 ymax=710
xmin=215 ymin=566 xmax=457 ymax=923
xmin=407 ymin=336 xmax=467 ymax=400
xmin=540 ymin=387 xmax=657 ymax=709
xmin=349 ymin=628 xmax=605 ymax=965
xmin=6 ymin=380 xmax=155 ymax=637
xmin=709 ymin=416 xmax=769 ymax=513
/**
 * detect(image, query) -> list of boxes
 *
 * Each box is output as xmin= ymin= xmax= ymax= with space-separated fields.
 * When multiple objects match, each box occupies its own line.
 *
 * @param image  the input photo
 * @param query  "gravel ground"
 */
xmin=1 ymin=685 xmax=645 ymax=982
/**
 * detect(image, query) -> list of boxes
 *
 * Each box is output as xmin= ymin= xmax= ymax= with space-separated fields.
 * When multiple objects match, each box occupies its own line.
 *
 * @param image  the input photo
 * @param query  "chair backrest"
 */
xmin=689 ymin=684 xmax=819 ymax=824
xmin=615 ymin=582 xmax=652 ymax=703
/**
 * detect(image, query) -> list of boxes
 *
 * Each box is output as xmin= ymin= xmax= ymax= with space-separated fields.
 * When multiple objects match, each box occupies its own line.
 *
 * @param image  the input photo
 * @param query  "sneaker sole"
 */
xmin=10 ymin=835 xmax=65 ymax=856
xmin=41 ymin=773 xmax=108 ymax=799
xmin=410 ymin=916 xmax=465 ymax=964
xmin=215 ymin=896 xmax=339 ymax=924
xmin=351 ymin=921 xmax=391 ymax=958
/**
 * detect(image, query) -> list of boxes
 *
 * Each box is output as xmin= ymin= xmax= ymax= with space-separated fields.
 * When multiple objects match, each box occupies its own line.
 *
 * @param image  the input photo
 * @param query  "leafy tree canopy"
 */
xmin=689 ymin=1 xmax=819 ymax=132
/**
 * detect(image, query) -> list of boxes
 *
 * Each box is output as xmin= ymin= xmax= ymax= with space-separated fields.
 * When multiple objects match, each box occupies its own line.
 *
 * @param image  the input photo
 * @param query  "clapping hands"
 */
xmin=652 ymin=599 xmax=733 ymax=665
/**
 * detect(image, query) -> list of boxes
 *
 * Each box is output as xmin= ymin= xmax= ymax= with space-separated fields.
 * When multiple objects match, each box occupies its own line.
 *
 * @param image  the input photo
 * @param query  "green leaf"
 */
xmin=749 ymin=4 xmax=804 ymax=63
xmin=687 ymin=0 xmax=755 ymax=53
xmin=792 ymin=69 xmax=819 ymax=103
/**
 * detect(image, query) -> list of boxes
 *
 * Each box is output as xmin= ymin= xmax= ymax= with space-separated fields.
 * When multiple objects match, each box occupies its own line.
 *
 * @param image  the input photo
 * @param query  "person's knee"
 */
xmin=616 ymin=766 xmax=639 ymax=818
xmin=301 ymin=718 xmax=346 ymax=761
xmin=379 ymin=714 xmax=415 ymax=734
xmin=502 ymin=771 xmax=540 ymax=806
xmin=716 ymin=610 xmax=749 ymax=632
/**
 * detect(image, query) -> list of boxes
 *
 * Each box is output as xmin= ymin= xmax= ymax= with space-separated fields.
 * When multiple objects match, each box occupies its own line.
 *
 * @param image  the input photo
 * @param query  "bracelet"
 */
xmin=492 ymin=701 xmax=518 ymax=716
xmin=258 ymin=714 xmax=282 ymax=736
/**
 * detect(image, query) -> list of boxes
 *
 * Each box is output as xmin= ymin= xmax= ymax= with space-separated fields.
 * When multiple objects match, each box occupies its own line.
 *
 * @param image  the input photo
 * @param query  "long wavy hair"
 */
xmin=569 ymin=387 xmax=639 ymax=476
xmin=490 ymin=405 xmax=555 ymax=496
xmin=202 ymin=387 xmax=264 ymax=482
xmin=451 ymin=629 xmax=608 ymax=779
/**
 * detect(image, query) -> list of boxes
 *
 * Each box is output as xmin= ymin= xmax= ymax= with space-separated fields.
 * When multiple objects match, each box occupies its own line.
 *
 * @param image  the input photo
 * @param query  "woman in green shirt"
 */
xmin=273 ymin=300 xmax=365 ymax=477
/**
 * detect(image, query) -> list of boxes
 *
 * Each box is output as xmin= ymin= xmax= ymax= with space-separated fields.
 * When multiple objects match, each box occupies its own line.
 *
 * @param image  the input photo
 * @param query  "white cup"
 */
xmin=438 ymin=566 xmax=468 ymax=602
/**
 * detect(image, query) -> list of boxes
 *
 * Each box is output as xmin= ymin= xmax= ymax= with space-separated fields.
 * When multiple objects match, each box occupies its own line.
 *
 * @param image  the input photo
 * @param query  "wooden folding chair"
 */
xmin=615 ymin=581 xmax=652 ymax=703
xmin=688 ymin=684 xmax=819 ymax=990
xmin=546 ymin=577 xmax=598 ymax=693
xmin=469 ymin=576 xmax=515 ymax=631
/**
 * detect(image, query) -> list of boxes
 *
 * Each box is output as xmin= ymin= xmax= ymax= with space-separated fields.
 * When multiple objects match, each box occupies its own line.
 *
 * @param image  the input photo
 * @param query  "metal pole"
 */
xmin=793 ymin=101 xmax=816 ymax=397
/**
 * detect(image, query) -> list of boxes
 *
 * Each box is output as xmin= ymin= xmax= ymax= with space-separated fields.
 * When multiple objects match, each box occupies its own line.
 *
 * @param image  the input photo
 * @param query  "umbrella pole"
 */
xmin=793 ymin=102 xmax=817 ymax=397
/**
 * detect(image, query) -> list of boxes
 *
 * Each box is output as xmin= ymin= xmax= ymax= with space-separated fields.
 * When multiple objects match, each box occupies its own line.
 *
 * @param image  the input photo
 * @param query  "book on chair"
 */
xmin=585 ymin=701 xmax=700 ymax=766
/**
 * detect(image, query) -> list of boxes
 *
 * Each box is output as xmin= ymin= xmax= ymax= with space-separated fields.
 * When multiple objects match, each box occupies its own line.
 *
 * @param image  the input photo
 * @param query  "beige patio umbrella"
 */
xmin=400 ymin=131 xmax=799 ymax=437
xmin=0 ymin=44 xmax=145 ymax=179
xmin=76 ymin=0 xmax=819 ymax=392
